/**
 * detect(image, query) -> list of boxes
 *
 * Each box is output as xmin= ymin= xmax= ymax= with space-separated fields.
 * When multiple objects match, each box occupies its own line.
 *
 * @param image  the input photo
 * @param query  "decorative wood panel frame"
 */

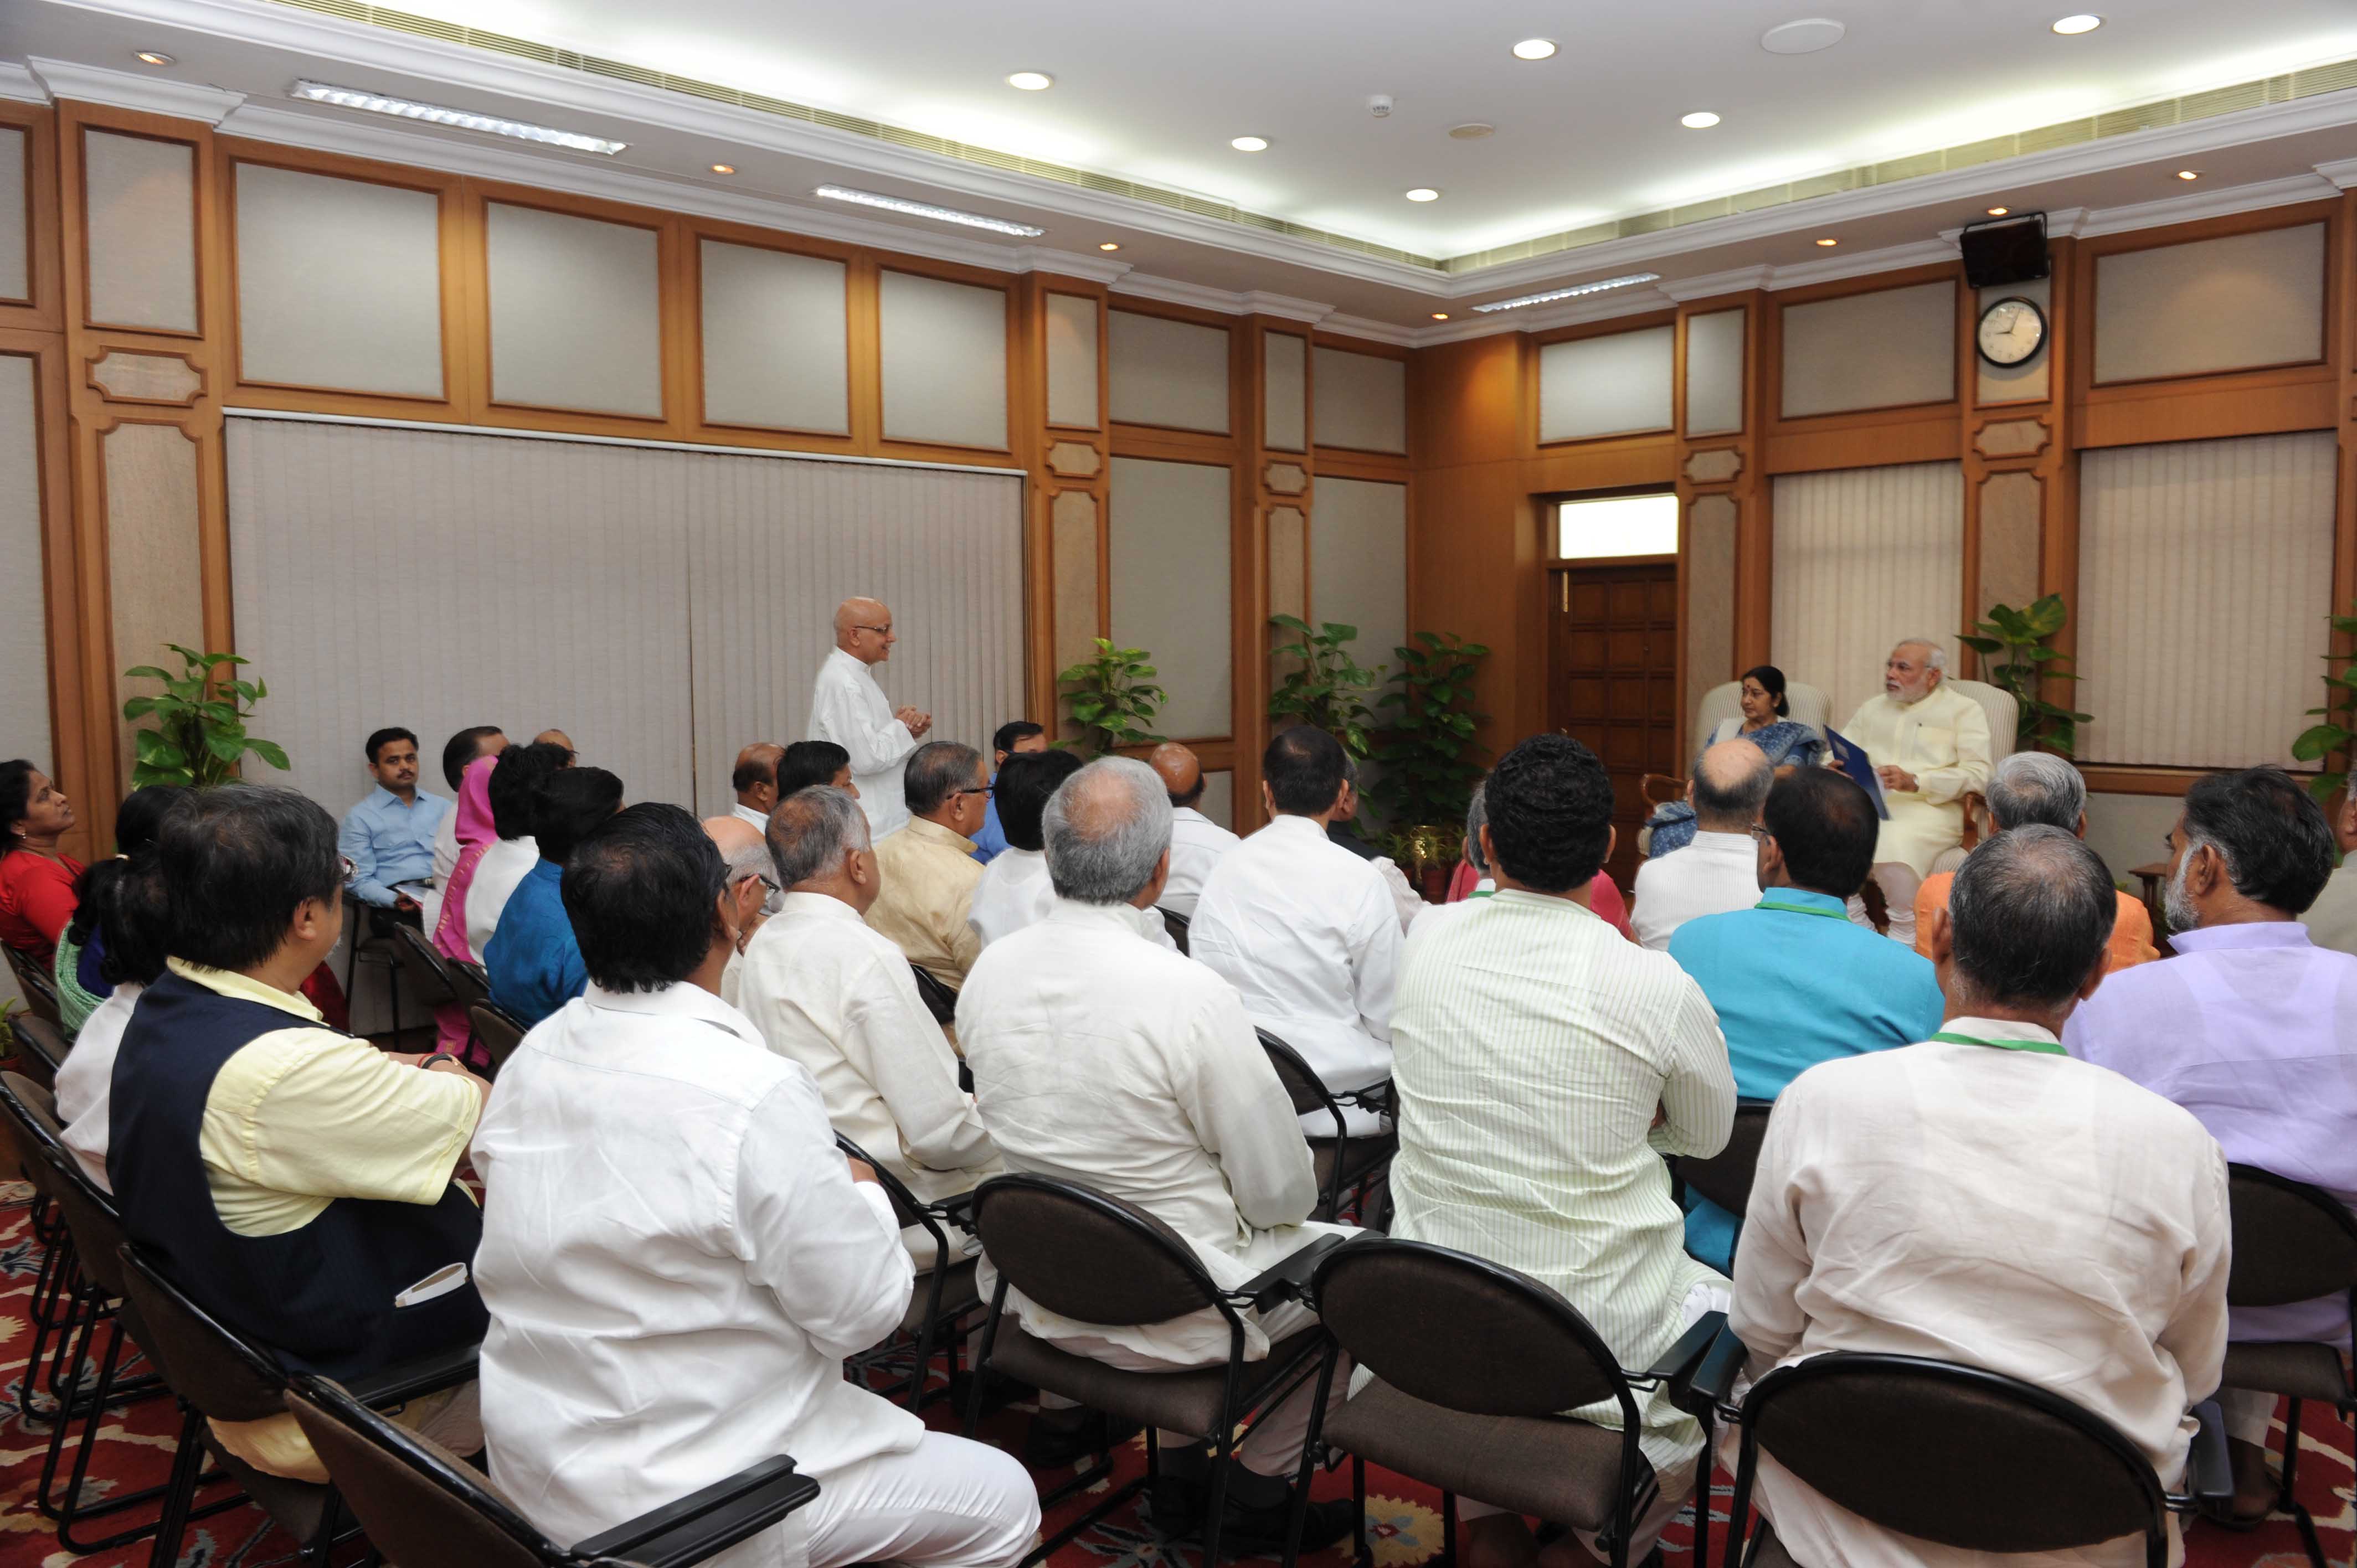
xmin=1530 ymin=309 xmax=1679 ymax=452
xmin=0 ymin=103 xmax=65 ymax=335
xmin=0 ymin=329 xmax=95 ymax=863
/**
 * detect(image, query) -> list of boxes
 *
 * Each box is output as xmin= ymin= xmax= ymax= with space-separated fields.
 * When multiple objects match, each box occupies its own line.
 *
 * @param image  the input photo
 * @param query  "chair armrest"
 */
xmin=573 ymin=1454 xmax=819 ymax=1568
xmin=1669 ymin=1320 xmax=1748 ymax=1421
xmin=1231 ymin=1232 xmax=1353 ymax=1313
xmin=1634 ymin=1311 xmax=1726 ymax=1389
xmin=2168 ymin=1400 xmax=2233 ymax=1510
xmin=342 ymin=1339 xmax=481 ymax=1407
xmin=1334 ymin=1080 xmax=1392 ymax=1117
xmin=929 ymin=1188 xmax=981 ymax=1236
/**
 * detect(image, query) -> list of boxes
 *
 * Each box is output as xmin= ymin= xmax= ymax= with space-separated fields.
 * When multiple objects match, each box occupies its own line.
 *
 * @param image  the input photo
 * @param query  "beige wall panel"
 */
xmin=1313 ymin=478 xmax=1407 ymax=674
xmin=700 ymin=241 xmax=848 ymax=433
xmin=105 ymin=422 xmax=206 ymax=778
xmin=1770 ymin=461 xmax=1964 ymax=723
xmin=2077 ymin=431 xmax=2335 ymax=768
xmin=1199 ymin=769 xmax=1234 ymax=831
xmin=1780 ymin=280 xmax=1955 ymax=419
xmin=1684 ymin=493 xmax=1737 ymax=753
xmin=1051 ymin=489 xmax=1102 ymax=674
xmin=1109 ymin=456 xmax=1231 ymax=738
xmin=879 ymin=270 xmax=1007 ymax=449
xmin=1684 ymin=308 xmax=1746 ymax=436
xmin=1974 ymin=277 xmax=2051 ymax=405
xmin=2082 ymin=792 xmax=2183 ymax=885
xmin=0 ymin=128 xmax=27 ymax=303
xmin=0 ymin=356 xmax=50 ymax=768
xmin=1268 ymin=504 xmax=1306 ymax=623
xmin=1540 ymin=324 xmax=1674 ymax=443
xmin=1265 ymin=332 xmax=1308 ymax=452
xmin=236 ymin=166 xmax=442 ymax=396
xmin=1044 ymin=292 xmax=1099 ymax=430
xmin=1313 ymin=346 xmax=1407 ymax=453
xmin=85 ymin=131 xmax=198 ymax=333
xmin=487 ymin=203 xmax=662 ymax=417
xmin=1109 ymin=310 xmax=1229 ymax=434
xmin=2093 ymin=224 xmax=2325 ymax=384
xmin=1976 ymin=471 xmax=2043 ymax=624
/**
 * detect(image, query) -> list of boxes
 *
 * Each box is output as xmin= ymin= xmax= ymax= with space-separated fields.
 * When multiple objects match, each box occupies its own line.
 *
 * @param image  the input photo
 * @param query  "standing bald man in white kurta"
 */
xmin=1838 ymin=638 xmax=1993 ymax=948
xmin=809 ymin=597 xmax=931 ymax=841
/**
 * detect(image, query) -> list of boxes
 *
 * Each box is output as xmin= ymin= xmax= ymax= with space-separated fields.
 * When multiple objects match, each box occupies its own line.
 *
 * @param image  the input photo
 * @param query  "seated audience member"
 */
xmin=1632 ymin=739 xmax=1772 ymax=951
xmin=730 ymin=742 xmax=784 ymax=831
xmin=1913 ymin=750 xmax=2156 ymax=972
xmin=1437 ymin=808 xmax=1636 ymax=942
xmin=1149 ymin=740 xmax=1239 ymax=921
xmin=866 ymin=741 xmax=989 ymax=992
xmin=533 ymin=728 xmax=576 ymax=757
xmin=424 ymin=725 xmax=506 ymax=932
xmin=55 ymin=784 xmax=185 ymax=1031
xmin=486 ymin=767 xmax=624 ymax=1027
xmin=112 ymin=785 xmax=491 ymax=1481
xmin=0 ymin=759 xmax=82 ymax=966
xmin=777 ymin=739 xmax=859 ymax=800
xmin=56 ymin=833 xmax=171 ymax=1189
xmin=959 ymin=757 xmax=1357 ymax=1550
xmin=339 ymin=728 xmax=449 ymax=911
xmin=1388 ymin=733 xmax=1734 ymax=1567
xmin=2063 ymin=766 xmax=2354 ymax=1523
xmin=971 ymin=720 xmax=1048 ymax=865
xmin=1737 ymin=827 xmax=2229 ymax=1568
xmin=1192 ymin=728 xmax=1401 ymax=1134
xmin=2293 ymin=782 xmax=2357 ymax=956
xmin=471 ymin=803 xmax=1037 ymax=1568
xmin=701 ymin=814 xmax=775 ymax=1008
xmin=1407 ymin=786 xmax=1490 ymax=941
xmin=1644 ymin=664 xmax=1823 ymax=856
xmin=461 ymin=741 xmax=569 ymax=962
xmin=1839 ymin=638 xmax=1994 ymax=947
xmin=1666 ymin=768 xmax=1942 ymax=1270
xmin=967 ymin=749 xmax=1085 ymax=947
xmin=1329 ymin=756 xmax=1425 ymax=932
xmin=738 ymin=787 xmax=998 ymax=1238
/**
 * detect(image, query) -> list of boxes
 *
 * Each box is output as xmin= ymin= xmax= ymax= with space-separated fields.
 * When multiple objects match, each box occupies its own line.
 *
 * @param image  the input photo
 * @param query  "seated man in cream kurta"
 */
xmin=866 ymin=742 xmax=989 ymax=996
xmin=1837 ymin=638 xmax=1993 ymax=948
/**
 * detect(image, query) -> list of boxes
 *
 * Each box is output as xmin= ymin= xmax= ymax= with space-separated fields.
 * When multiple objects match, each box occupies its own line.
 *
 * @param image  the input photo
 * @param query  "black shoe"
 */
xmin=1022 ymin=1409 xmax=1141 ymax=1468
xmin=949 ymin=1365 xmax=1033 ymax=1417
xmin=1210 ymin=1492 xmax=1358 ymax=1557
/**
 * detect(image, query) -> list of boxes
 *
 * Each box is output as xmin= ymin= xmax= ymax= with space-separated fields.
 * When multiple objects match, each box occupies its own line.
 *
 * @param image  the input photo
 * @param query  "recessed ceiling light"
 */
xmin=1681 ymin=111 xmax=1722 ymax=129
xmin=1470 ymin=273 xmax=1663 ymax=313
xmin=2050 ymin=14 xmax=2103 ymax=34
xmin=709 ymin=163 xmax=735 ymax=174
xmin=1098 ymin=241 xmax=1121 ymax=251
xmin=1230 ymin=136 xmax=1269 ymax=152
xmin=135 ymin=50 xmax=176 ymax=66
xmin=1405 ymin=188 xmax=1440 ymax=202
xmin=813 ymin=184 xmax=1045 ymax=236
xmin=1006 ymin=71 xmax=1054 ymax=91
xmin=1430 ymin=312 xmax=1450 ymax=321
xmin=291 ymin=80 xmax=627 ymax=154
xmin=1761 ymin=18 xmax=1846 ymax=54
xmin=1512 ymin=38 xmax=1558 ymax=60
xmin=2176 ymin=168 xmax=2200 ymax=180
xmin=1815 ymin=236 xmax=1839 ymax=246
xmin=1448 ymin=123 xmax=1495 ymax=140
xmin=1986 ymin=205 xmax=2010 ymax=215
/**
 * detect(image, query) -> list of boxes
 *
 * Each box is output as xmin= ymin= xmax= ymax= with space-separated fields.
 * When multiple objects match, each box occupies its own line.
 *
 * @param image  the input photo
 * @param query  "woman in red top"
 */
xmin=1 ymin=760 xmax=84 ymax=966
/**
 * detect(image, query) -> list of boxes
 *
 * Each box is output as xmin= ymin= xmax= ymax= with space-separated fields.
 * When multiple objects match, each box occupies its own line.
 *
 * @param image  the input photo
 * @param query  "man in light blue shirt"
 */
xmin=1668 ymin=767 xmax=1944 ymax=1270
xmin=970 ymin=720 xmax=1047 ymax=865
xmin=339 ymin=728 xmax=450 ymax=909
xmin=487 ymin=767 xmax=622 ymax=1027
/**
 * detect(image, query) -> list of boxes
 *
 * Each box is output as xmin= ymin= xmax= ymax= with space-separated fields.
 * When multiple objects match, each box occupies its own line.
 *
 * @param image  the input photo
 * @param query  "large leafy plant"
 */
xmin=2291 ymin=601 xmax=2357 ymax=802
xmin=1958 ymin=594 xmax=2091 ymax=757
xmin=1370 ymin=632 xmax=1491 ymax=839
xmin=122 ymin=644 xmax=291 ymax=787
xmin=1057 ymin=638 xmax=1166 ymax=756
xmin=1268 ymin=615 xmax=1383 ymax=760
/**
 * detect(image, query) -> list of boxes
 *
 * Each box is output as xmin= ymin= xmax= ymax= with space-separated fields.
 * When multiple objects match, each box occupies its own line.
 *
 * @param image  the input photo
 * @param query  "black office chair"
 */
xmin=469 ymin=1002 xmax=529 ymax=1073
xmin=8 ymin=1013 xmax=69 ymax=1092
xmin=910 ymin=963 xmax=959 ymax=1027
xmin=341 ymin=892 xmax=408 ymax=1037
xmin=1257 ymin=1029 xmax=1392 ymax=1225
xmin=1670 ymin=1098 xmax=1776 ymax=1264
xmin=8 ymin=946 xmax=68 ymax=1035
xmin=0 ymin=1070 xmax=86 ymax=1426
xmin=1159 ymin=908 xmax=1192 ymax=955
xmin=835 ymin=1133 xmax=982 ymax=1411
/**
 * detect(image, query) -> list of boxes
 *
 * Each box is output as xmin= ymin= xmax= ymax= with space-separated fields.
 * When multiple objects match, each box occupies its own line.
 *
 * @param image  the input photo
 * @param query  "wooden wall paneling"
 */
xmin=1735 ymin=294 xmax=1776 ymax=670
xmin=1532 ymin=310 xmax=1678 ymax=449
xmin=0 ymin=104 xmax=63 ymax=333
xmin=681 ymin=220 xmax=857 ymax=452
xmin=1310 ymin=327 xmax=1413 ymax=472
xmin=1027 ymin=276 xmax=1110 ymax=739
xmin=1675 ymin=293 xmax=1761 ymax=765
xmin=872 ymin=255 xmax=1018 ymax=462
xmin=2329 ymin=190 xmax=2356 ymax=786
xmin=65 ymin=105 xmax=210 ymax=341
xmin=0 ymin=329 xmax=92 ymax=862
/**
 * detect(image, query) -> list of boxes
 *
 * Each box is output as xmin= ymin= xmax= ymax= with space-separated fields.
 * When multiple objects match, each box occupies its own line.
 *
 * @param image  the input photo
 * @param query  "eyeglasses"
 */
xmin=338 ymin=855 xmax=357 ymax=880
xmin=1747 ymin=825 xmax=1772 ymax=843
xmin=852 ymin=623 xmax=893 ymax=638
xmin=953 ymin=786 xmax=994 ymax=800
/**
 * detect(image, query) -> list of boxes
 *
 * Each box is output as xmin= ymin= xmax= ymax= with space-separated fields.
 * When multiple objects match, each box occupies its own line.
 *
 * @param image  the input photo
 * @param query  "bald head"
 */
xmin=1691 ymin=738 xmax=1774 ymax=833
xmin=1148 ymin=742 xmax=1205 ymax=808
xmin=1044 ymin=757 xmax=1172 ymax=909
xmin=701 ymin=813 xmax=765 ymax=877
xmin=834 ymin=597 xmax=896 ymax=664
xmin=534 ymin=729 xmax=575 ymax=759
xmin=732 ymin=742 xmax=783 ymax=812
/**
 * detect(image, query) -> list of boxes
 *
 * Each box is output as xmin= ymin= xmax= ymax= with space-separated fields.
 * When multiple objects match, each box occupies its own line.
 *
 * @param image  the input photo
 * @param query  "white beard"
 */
xmin=2162 ymin=853 xmax=2202 ymax=935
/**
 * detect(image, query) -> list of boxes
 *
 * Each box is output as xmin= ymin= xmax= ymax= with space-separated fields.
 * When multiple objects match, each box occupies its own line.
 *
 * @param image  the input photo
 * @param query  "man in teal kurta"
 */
xmin=1668 ymin=767 xmax=1944 ymax=1270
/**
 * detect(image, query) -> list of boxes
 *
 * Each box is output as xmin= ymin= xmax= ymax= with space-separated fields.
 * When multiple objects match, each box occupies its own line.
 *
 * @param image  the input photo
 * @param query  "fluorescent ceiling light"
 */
xmin=1231 ymin=136 xmax=1269 ymax=152
xmin=1470 ymin=272 xmax=1662 ymax=313
xmin=1006 ymin=71 xmax=1054 ymax=91
xmin=1680 ymin=111 xmax=1721 ymax=128
xmin=2050 ymin=14 xmax=2103 ymax=34
xmin=814 ymin=184 xmax=1045 ymax=236
xmin=1512 ymin=38 xmax=1558 ymax=60
xmin=1405 ymin=187 xmax=1441 ymax=202
xmin=135 ymin=50 xmax=176 ymax=66
xmin=291 ymin=80 xmax=626 ymax=154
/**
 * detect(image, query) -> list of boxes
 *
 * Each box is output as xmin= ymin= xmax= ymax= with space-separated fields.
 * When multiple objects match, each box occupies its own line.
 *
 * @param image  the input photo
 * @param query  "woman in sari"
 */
xmin=1645 ymin=664 xmax=1824 ymax=857
xmin=428 ymin=752 xmax=498 ymax=1055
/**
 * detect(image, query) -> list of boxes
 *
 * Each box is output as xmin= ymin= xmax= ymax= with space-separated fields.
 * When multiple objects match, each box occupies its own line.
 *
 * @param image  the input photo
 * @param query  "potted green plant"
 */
xmin=1268 ymin=615 xmax=1383 ymax=761
xmin=2290 ymin=601 xmax=2357 ymax=802
xmin=121 ymin=644 xmax=291 ymax=787
xmin=1958 ymin=594 xmax=2091 ymax=756
xmin=1057 ymin=638 xmax=1167 ymax=757
xmin=1370 ymin=632 xmax=1491 ymax=897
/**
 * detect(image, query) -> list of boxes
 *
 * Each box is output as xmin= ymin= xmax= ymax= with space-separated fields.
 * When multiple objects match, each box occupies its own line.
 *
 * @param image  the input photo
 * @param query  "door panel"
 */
xmin=1548 ymin=560 xmax=1679 ymax=898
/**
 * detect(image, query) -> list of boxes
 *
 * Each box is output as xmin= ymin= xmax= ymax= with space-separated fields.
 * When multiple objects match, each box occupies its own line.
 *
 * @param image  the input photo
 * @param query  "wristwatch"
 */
xmin=419 ymin=1051 xmax=461 ymax=1071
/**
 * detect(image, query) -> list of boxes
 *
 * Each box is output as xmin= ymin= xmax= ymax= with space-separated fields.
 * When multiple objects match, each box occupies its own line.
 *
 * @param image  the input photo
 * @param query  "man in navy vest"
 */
xmin=112 ymin=784 xmax=491 ymax=1482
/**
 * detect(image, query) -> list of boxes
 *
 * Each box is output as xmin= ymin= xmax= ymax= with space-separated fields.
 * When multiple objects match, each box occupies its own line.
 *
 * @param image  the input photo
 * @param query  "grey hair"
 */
xmin=904 ymin=741 xmax=982 ymax=817
xmin=764 ymin=785 xmax=870 ymax=889
xmin=1691 ymin=739 xmax=1774 ymax=830
xmin=1463 ymin=783 xmax=1489 ymax=875
xmin=1043 ymin=756 xmax=1172 ymax=905
xmin=1987 ymin=751 xmax=2085 ymax=832
xmin=1948 ymin=823 xmax=2116 ymax=1007
xmin=1895 ymin=637 xmax=1949 ymax=672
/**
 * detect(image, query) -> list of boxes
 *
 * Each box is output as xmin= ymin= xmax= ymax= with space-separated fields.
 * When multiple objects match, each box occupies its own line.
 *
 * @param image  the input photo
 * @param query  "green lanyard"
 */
xmin=1754 ymin=897 xmax=1849 ymax=921
xmin=1468 ymin=888 xmax=1494 ymax=899
xmin=1927 ymin=1030 xmax=2067 ymax=1057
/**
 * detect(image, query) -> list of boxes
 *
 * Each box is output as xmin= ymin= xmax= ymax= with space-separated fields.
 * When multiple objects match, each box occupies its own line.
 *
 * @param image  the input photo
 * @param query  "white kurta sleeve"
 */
xmin=1181 ymin=984 xmax=1318 ymax=1231
xmin=2159 ymin=1141 xmax=2233 ymax=1405
xmin=811 ymin=664 xmax=922 ymax=778
xmin=1915 ymin=690 xmax=1994 ymax=806
xmin=1373 ymin=856 xmax=1424 ymax=933
xmin=1655 ymin=974 xmax=1735 ymax=1158
xmin=1731 ymin=1080 xmax=1813 ymax=1376
xmin=1348 ymin=874 xmax=1403 ymax=1044
xmin=848 ymin=955 xmax=997 ymax=1177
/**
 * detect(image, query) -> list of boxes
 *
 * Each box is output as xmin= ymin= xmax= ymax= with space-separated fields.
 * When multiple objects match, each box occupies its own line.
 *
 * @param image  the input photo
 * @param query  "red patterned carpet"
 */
xmin=0 ymin=1179 xmax=2345 ymax=1568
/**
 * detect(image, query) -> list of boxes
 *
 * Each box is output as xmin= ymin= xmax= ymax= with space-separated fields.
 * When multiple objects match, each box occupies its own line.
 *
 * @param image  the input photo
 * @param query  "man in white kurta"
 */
xmin=1191 ymin=728 xmax=1401 ymax=1136
xmin=1838 ymin=638 xmax=1993 ymax=947
xmin=1148 ymin=742 xmax=1238 ymax=922
xmin=1732 ymin=826 xmax=2229 ymax=1568
xmin=807 ymin=597 xmax=929 ymax=840
xmin=471 ymin=803 xmax=1036 ymax=1568
xmin=1388 ymin=734 xmax=1734 ymax=1567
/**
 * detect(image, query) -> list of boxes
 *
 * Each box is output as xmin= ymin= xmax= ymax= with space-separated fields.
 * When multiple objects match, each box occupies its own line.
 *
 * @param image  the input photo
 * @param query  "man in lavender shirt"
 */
xmin=2063 ymin=765 xmax=2352 ymax=1526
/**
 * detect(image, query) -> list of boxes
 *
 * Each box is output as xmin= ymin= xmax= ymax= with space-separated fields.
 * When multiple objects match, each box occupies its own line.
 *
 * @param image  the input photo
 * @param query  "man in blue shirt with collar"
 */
xmin=487 ymin=767 xmax=624 ymax=1027
xmin=969 ymin=720 xmax=1047 ymax=865
xmin=1668 ymin=766 xmax=1943 ymax=1270
xmin=339 ymin=728 xmax=451 ymax=910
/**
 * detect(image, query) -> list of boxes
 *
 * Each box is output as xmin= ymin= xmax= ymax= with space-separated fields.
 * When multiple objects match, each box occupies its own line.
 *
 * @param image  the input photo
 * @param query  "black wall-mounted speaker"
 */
xmin=1958 ymin=212 xmax=2050 ymax=289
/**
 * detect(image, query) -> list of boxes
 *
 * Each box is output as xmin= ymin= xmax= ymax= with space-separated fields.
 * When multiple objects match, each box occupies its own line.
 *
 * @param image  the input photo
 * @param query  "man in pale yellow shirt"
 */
xmin=111 ymin=785 xmax=491 ymax=1482
xmin=866 ymin=741 xmax=990 ymax=992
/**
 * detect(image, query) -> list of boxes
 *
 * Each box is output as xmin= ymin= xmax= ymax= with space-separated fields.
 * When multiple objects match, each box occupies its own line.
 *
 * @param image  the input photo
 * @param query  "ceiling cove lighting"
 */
xmin=1815 ymin=236 xmax=1839 ymax=246
xmin=2050 ymin=14 xmax=2103 ymax=34
xmin=1512 ymin=38 xmax=1558 ymax=60
xmin=1231 ymin=136 xmax=1269 ymax=152
xmin=1470 ymin=272 xmax=1663 ymax=313
xmin=135 ymin=50 xmax=176 ymax=65
xmin=1680 ymin=111 xmax=1721 ymax=128
xmin=2176 ymin=168 xmax=2200 ymax=180
xmin=291 ymin=81 xmax=627 ymax=154
xmin=1098 ymin=241 xmax=1121 ymax=251
xmin=814 ymin=184 xmax=1045 ymax=236
xmin=1987 ymin=205 xmax=2010 ymax=215
xmin=1006 ymin=71 xmax=1054 ymax=91
xmin=1404 ymin=187 xmax=1440 ymax=202
xmin=1430 ymin=312 xmax=1450 ymax=321
xmin=708 ymin=163 xmax=735 ymax=174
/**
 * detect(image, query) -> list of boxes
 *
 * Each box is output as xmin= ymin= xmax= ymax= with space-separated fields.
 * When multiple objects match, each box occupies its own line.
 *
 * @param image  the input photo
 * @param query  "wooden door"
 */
xmin=1548 ymin=562 xmax=1679 ymax=895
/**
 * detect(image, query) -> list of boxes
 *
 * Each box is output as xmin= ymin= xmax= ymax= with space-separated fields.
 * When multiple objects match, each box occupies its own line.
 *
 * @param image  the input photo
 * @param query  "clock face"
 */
xmin=1977 ymin=296 xmax=2046 ymax=367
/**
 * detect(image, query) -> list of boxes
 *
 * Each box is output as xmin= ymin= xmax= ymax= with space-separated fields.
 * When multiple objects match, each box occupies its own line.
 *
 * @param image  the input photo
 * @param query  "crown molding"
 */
xmin=28 ymin=55 xmax=248 ymax=122
xmin=2075 ymin=171 xmax=2339 ymax=236
xmin=0 ymin=63 xmax=47 ymax=104
xmin=1241 ymin=291 xmax=1334 ymax=325
xmin=1110 ymin=272 xmax=1330 ymax=319
xmin=1767 ymin=236 xmax=1958 ymax=291
xmin=1012 ymin=246 xmax=1131 ymax=285
xmin=2320 ymin=157 xmax=2357 ymax=190
xmin=1319 ymin=313 xmax=1419 ymax=348
xmin=1659 ymin=265 xmax=1773 ymax=303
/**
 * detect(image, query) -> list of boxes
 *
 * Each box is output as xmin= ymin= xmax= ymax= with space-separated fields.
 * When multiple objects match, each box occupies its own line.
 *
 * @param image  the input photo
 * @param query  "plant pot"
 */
xmin=1396 ymin=824 xmax=1461 ymax=903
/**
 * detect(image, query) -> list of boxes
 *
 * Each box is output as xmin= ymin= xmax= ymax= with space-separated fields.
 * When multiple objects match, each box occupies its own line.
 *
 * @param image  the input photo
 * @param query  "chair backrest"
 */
xmin=1743 ymin=1352 xmax=2165 ymax=1554
xmin=469 ymin=1003 xmax=526 ymax=1071
xmin=115 ymin=1241 xmax=294 ymax=1423
xmin=37 ymin=1142 xmax=133 ymax=1297
xmin=909 ymin=963 xmax=959 ymax=1027
xmin=9 ymin=1014 xmax=69 ymax=1090
xmin=2224 ymin=1163 xmax=2357 ymax=1308
xmin=1256 ymin=1028 xmax=1340 ymax=1125
xmin=836 ymin=1132 xmax=929 ymax=1233
xmin=1160 ymin=908 xmax=1192 ymax=955
xmin=1314 ymin=1237 xmax=1630 ymax=1420
xmin=1672 ymin=1100 xmax=1775 ymax=1218
xmin=0 ymin=1069 xmax=75 ymax=1206
xmin=396 ymin=921 xmax=457 ymax=994
xmin=1944 ymin=676 xmax=2019 ymax=761
xmin=442 ymin=959 xmax=492 ymax=1011
xmin=286 ymin=1375 xmax=550 ymax=1568
xmin=1692 ymin=679 xmax=1833 ymax=759
xmin=971 ymin=1173 xmax=1223 ymax=1328
xmin=10 ymin=955 xmax=65 ymax=1031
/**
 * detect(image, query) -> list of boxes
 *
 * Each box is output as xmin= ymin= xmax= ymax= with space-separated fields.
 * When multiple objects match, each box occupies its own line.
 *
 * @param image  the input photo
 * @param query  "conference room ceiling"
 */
xmin=9 ymin=0 xmax=2357 ymax=334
